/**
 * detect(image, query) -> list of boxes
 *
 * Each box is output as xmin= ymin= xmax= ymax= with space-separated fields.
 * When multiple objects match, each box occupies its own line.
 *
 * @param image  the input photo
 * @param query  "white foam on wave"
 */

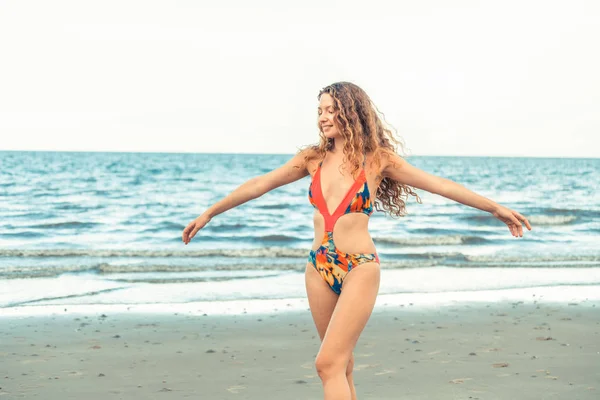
xmin=374 ymin=235 xmax=479 ymax=246
xmin=528 ymin=215 xmax=577 ymax=225
xmin=0 ymin=247 xmax=307 ymax=258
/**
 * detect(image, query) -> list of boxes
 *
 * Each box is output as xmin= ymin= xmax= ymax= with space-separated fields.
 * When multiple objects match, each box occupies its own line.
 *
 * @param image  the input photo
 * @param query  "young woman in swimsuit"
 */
xmin=181 ymin=81 xmax=532 ymax=399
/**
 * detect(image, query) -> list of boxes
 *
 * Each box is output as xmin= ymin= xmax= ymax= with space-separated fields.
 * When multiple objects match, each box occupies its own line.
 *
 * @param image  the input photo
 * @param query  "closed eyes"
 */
xmin=318 ymin=109 xmax=334 ymax=115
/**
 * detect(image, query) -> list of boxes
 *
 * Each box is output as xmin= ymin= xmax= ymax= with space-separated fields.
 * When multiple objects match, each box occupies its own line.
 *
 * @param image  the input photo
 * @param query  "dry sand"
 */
xmin=1 ymin=300 xmax=599 ymax=399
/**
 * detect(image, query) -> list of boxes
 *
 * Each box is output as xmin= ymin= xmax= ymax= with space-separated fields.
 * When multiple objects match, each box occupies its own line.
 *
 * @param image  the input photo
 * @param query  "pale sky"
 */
xmin=0 ymin=0 xmax=598 ymax=157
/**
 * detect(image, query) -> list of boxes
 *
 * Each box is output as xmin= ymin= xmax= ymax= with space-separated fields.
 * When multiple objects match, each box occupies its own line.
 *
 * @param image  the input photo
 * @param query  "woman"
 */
xmin=182 ymin=81 xmax=532 ymax=399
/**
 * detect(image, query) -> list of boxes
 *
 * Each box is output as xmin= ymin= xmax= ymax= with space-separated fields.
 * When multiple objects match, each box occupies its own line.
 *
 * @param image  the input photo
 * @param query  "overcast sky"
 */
xmin=0 ymin=0 xmax=598 ymax=157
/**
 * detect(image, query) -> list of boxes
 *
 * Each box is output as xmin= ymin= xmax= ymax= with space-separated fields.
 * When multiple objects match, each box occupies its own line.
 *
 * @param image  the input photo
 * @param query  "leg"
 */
xmin=346 ymin=353 xmax=356 ymax=400
xmin=305 ymin=263 xmax=339 ymax=342
xmin=315 ymin=262 xmax=380 ymax=400
xmin=305 ymin=263 xmax=357 ymax=399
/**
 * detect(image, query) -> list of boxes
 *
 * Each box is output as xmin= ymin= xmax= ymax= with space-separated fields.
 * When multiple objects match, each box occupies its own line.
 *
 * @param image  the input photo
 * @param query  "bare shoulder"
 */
xmin=298 ymin=145 xmax=319 ymax=160
xmin=296 ymin=145 xmax=321 ymax=176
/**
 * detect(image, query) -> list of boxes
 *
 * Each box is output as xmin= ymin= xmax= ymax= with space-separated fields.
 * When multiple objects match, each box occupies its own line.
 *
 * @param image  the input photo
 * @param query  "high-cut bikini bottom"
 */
xmin=308 ymin=231 xmax=380 ymax=295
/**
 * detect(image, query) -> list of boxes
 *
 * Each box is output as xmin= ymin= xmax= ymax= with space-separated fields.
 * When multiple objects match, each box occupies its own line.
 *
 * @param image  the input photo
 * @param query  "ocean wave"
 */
xmin=465 ymin=254 xmax=600 ymax=263
xmin=0 ymin=247 xmax=308 ymax=258
xmin=1 ymin=230 xmax=45 ymax=238
xmin=0 ymin=258 xmax=448 ymax=279
xmin=54 ymin=203 xmax=103 ymax=211
xmin=0 ymin=265 xmax=94 ymax=278
xmin=206 ymin=223 xmax=247 ymax=232
xmin=2 ymin=252 xmax=599 ymax=280
xmin=0 ymin=260 xmax=448 ymax=280
xmin=107 ymin=273 xmax=283 ymax=284
xmin=257 ymin=234 xmax=298 ymax=242
xmin=31 ymin=221 xmax=99 ymax=229
xmin=382 ymin=260 xmax=442 ymax=269
xmin=5 ymin=287 xmax=126 ymax=308
xmin=451 ymin=262 xmax=600 ymax=268
xmin=0 ymin=262 xmax=307 ymax=279
xmin=410 ymin=227 xmax=484 ymax=235
xmin=542 ymin=208 xmax=600 ymax=218
xmin=527 ymin=215 xmax=577 ymax=225
xmin=97 ymin=263 xmax=304 ymax=273
xmin=255 ymin=203 xmax=289 ymax=210
xmin=463 ymin=212 xmax=584 ymax=226
xmin=374 ymin=235 xmax=486 ymax=246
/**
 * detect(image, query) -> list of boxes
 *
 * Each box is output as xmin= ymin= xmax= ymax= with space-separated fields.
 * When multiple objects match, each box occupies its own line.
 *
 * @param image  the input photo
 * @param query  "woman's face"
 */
xmin=318 ymin=93 xmax=340 ymax=138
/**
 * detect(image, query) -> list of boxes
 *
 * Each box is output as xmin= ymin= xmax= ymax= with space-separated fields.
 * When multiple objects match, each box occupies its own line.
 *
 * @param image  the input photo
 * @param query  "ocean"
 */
xmin=1 ymin=151 xmax=599 ymax=315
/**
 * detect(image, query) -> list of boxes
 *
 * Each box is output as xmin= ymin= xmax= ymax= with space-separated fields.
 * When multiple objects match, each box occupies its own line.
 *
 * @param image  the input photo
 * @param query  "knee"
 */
xmin=315 ymin=353 xmax=347 ymax=381
xmin=346 ymin=353 xmax=354 ymax=377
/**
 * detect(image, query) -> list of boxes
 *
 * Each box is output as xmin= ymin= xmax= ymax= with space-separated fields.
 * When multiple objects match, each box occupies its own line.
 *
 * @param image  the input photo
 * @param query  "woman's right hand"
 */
xmin=182 ymin=214 xmax=211 ymax=245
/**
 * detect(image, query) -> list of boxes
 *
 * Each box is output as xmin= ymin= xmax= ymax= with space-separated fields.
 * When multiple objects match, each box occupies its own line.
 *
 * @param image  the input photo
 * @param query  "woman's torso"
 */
xmin=307 ymin=153 xmax=382 ymax=254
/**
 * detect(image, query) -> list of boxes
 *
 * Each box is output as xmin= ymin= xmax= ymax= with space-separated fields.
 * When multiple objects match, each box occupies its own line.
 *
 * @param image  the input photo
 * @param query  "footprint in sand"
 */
xmin=21 ymin=359 xmax=47 ymax=365
xmin=226 ymin=385 xmax=246 ymax=394
xmin=449 ymin=378 xmax=473 ymax=384
xmin=374 ymin=369 xmax=395 ymax=376
xmin=355 ymin=353 xmax=375 ymax=358
xmin=481 ymin=347 xmax=502 ymax=352
xmin=354 ymin=363 xmax=380 ymax=371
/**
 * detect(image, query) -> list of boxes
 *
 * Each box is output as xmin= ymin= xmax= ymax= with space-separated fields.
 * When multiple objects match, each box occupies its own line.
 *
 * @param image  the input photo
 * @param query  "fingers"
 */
xmin=511 ymin=216 xmax=523 ymax=237
xmin=508 ymin=223 xmax=518 ymax=237
xmin=513 ymin=216 xmax=523 ymax=237
xmin=182 ymin=225 xmax=191 ymax=243
xmin=503 ymin=213 xmax=522 ymax=237
xmin=516 ymin=212 xmax=532 ymax=230
xmin=183 ymin=218 xmax=207 ymax=245
xmin=511 ymin=211 xmax=534 ymax=238
xmin=505 ymin=209 xmax=534 ymax=238
xmin=182 ymin=222 xmax=196 ymax=245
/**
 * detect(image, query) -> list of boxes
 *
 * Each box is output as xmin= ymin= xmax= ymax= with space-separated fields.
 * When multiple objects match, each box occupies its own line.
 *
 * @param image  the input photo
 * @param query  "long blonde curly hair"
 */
xmin=301 ymin=81 xmax=421 ymax=217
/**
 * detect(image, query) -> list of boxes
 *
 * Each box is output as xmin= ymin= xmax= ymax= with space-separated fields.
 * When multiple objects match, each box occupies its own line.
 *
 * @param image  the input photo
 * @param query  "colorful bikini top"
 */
xmin=308 ymin=153 xmax=374 ymax=231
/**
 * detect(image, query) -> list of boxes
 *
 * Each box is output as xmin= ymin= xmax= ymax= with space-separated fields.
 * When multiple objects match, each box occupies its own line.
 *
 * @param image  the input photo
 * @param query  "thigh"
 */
xmin=305 ymin=262 xmax=339 ymax=340
xmin=319 ymin=262 xmax=380 ymax=359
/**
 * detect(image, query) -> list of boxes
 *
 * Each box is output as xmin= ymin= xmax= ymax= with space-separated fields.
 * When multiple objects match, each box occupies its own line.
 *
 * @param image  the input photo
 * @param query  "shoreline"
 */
xmin=2 ymin=284 xmax=600 ymax=318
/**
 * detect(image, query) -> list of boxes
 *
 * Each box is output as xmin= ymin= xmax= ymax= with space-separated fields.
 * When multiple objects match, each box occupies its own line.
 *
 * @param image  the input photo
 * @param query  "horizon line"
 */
xmin=0 ymin=149 xmax=597 ymax=159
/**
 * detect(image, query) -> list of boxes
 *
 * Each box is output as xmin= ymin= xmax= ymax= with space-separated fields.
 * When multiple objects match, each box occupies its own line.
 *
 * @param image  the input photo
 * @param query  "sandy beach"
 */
xmin=1 ymin=300 xmax=598 ymax=399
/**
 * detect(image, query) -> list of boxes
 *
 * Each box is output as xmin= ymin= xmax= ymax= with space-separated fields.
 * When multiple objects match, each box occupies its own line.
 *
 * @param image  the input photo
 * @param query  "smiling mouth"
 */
xmin=322 ymin=125 xmax=332 ymax=129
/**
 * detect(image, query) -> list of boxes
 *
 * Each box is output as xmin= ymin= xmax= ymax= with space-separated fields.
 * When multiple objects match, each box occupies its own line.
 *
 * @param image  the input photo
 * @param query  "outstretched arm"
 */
xmin=182 ymin=149 xmax=311 ymax=244
xmin=382 ymin=152 xmax=532 ymax=237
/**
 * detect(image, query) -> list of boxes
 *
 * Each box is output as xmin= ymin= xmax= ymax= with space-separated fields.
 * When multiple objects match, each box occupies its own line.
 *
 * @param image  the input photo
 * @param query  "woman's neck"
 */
xmin=331 ymin=136 xmax=345 ymax=153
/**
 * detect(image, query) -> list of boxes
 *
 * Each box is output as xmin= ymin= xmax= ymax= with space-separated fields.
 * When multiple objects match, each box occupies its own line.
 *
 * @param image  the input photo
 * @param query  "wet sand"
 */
xmin=1 ymin=300 xmax=599 ymax=399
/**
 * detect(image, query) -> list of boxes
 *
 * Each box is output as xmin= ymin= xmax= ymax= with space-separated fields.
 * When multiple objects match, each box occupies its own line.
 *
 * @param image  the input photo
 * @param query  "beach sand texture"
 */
xmin=1 ymin=301 xmax=599 ymax=399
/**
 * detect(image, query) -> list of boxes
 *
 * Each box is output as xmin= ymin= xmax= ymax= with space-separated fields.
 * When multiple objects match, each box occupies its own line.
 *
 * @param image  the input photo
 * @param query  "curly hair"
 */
xmin=301 ymin=81 xmax=421 ymax=217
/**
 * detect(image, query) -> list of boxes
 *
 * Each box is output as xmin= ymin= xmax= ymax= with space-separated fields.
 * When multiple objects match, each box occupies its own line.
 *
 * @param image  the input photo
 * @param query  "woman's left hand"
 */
xmin=491 ymin=205 xmax=532 ymax=237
